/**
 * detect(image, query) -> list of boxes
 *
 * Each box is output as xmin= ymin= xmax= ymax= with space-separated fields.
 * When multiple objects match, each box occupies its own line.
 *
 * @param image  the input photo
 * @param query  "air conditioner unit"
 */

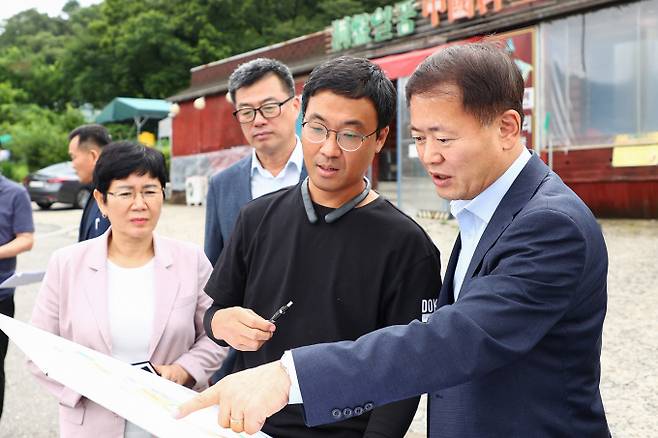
xmin=185 ymin=176 xmax=207 ymax=206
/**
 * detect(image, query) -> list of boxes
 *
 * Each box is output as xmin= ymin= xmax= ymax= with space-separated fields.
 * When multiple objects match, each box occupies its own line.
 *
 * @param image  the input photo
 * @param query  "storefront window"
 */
xmin=396 ymin=77 xmax=451 ymax=216
xmin=538 ymin=0 xmax=658 ymax=148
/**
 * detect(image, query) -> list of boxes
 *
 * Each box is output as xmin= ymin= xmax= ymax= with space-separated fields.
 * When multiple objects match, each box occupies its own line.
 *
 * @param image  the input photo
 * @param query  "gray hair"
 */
xmin=228 ymin=58 xmax=295 ymax=104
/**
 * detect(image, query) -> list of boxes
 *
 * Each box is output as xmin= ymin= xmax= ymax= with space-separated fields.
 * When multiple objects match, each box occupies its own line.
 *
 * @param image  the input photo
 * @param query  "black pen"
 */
xmin=269 ymin=301 xmax=293 ymax=323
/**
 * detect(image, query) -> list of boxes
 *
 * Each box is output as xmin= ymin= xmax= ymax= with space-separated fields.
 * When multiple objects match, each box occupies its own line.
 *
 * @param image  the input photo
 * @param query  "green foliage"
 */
xmin=0 ymin=10 xmax=72 ymax=108
xmin=105 ymin=123 xmax=136 ymax=142
xmin=0 ymin=104 xmax=85 ymax=173
xmin=1 ymin=0 xmax=394 ymax=107
xmin=0 ymin=0 xmax=394 ymax=176
xmin=0 ymin=160 xmax=29 ymax=182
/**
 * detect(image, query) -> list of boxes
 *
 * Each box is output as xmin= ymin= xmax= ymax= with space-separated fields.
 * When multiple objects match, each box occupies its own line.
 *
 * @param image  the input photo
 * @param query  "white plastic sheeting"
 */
xmin=537 ymin=0 xmax=658 ymax=149
xmin=170 ymin=146 xmax=251 ymax=192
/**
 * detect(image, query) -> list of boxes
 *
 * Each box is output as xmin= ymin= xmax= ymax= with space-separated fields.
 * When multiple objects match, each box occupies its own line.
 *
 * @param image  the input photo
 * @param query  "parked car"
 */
xmin=24 ymin=162 xmax=90 ymax=210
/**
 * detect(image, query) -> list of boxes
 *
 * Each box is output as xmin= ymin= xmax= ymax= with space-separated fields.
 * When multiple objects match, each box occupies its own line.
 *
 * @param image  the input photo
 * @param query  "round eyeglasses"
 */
xmin=301 ymin=121 xmax=377 ymax=152
xmin=232 ymin=96 xmax=294 ymax=124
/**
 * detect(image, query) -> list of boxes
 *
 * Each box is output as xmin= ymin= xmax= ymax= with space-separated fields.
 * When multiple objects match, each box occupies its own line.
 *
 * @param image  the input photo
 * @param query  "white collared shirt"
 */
xmin=107 ymin=258 xmax=156 ymax=437
xmin=250 ymin=136 xmax=303 ymax=199
xmin=450 ymin=148 xmax=531 ymax=300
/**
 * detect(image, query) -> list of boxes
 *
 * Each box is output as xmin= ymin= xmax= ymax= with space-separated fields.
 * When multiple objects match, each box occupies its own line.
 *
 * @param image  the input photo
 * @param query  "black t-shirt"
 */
xmin=204 ymin=183 xmax=442 ymax=437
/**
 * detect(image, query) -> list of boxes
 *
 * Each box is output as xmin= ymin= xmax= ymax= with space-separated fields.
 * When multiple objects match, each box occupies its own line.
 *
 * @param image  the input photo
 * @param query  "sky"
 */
xmin=0 ymin=0 xmax=103 ymax=22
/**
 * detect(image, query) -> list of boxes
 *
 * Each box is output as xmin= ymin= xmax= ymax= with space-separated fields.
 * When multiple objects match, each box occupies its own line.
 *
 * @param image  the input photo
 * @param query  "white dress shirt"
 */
xmin=281 ymin=350 xmax=303 ymax=404
xmin=250 ymin=136 xmax=303 ymax=199
xmin=450 ymin=148 xmax=531 ymax=300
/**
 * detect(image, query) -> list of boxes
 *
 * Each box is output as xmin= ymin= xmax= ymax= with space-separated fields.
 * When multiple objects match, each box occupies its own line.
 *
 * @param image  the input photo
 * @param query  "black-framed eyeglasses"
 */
xmin=301 ymin=121 xmax=377 ymax=152
xmin=232 ymin=96 xmax=294 ymax=124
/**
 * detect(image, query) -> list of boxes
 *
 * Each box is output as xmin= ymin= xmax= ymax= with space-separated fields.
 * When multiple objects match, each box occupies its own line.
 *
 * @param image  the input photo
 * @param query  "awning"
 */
xmin=372 ymin=37 xmax=481 ymax=80
xmin=96 ymin=97 xmax=171 ymax=124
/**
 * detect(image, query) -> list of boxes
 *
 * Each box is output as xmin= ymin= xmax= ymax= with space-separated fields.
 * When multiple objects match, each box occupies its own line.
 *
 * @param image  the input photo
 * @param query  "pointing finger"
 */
xmin=174 ymin=385 xmax=220 ymax=419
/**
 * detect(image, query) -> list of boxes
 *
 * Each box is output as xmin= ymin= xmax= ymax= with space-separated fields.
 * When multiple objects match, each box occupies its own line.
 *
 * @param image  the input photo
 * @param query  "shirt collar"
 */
xmin=251 ymin=136 xmax=303 ymax=177
xmin=450 ymin=148 xmax=532 ymax=225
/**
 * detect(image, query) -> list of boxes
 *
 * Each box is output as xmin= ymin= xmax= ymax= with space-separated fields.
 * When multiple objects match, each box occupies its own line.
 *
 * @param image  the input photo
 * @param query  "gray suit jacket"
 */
xmin=204 ymin=154 xmax=307 ymax=266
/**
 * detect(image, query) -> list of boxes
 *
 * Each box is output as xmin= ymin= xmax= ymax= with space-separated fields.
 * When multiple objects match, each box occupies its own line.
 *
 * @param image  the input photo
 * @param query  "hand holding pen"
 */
xmin=269 ymin=301 xmax=293 ymax=323
xmin=210 ymin=301 xmax=293 ymax=352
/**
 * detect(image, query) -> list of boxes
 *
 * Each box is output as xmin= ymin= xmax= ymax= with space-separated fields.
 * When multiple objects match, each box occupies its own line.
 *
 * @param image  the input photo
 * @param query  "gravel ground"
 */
xmin=1 ymin=202 xmax=656 ymax=437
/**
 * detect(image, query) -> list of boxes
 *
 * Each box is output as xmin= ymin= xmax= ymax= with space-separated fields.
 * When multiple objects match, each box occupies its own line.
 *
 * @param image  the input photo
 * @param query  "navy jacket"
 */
xmin=78 ymin=194 xmax=110 ymax=242
xmin=292 ymin=154 xmax=610 ymax=437
xmin=204 ymin=155 xmax=306 ymax=266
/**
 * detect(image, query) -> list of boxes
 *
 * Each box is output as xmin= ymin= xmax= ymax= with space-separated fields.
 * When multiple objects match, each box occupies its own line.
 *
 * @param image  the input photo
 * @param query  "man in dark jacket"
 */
xmin=68 ymin=124 xmax=111 ymax=241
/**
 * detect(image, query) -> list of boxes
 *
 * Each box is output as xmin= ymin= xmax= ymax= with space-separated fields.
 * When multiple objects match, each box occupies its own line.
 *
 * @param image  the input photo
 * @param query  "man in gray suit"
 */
xmin=204 ymin=58 xmax=307 ymax=266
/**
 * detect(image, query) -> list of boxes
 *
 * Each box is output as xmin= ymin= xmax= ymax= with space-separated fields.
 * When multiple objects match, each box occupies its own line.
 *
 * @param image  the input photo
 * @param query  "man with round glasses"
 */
xmin=200 ymin=56 xmax=442 ymax=437
xmin=204 ymin=58 xmax=307 ymax=267
xmin=301 ymin=121 xmax=377 ymax=152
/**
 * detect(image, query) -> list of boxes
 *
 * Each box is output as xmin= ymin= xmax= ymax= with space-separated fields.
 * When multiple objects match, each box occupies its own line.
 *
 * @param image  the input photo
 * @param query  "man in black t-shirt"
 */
xmin=202 ymin=57 xmax=442 ymax=438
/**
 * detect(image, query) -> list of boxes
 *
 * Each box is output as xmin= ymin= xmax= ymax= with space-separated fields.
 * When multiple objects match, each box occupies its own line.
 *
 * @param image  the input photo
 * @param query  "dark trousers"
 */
xmin=0 ymin=295 xmax=15 ymax=420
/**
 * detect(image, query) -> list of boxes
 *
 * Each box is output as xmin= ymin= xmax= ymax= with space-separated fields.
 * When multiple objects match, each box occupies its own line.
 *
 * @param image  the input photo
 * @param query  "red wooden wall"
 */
xmin=542 ymin=148 xmax=658 ymax=218
xmin=172 ymin=95 xmax=246 ymax=157
xmin=172 ymin=81 xmax=307 ymax=158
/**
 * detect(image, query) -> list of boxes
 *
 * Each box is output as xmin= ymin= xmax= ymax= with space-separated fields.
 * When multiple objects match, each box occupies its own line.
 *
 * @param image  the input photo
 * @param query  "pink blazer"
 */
xmin=29 ymin=230 xmax=227 ymax=438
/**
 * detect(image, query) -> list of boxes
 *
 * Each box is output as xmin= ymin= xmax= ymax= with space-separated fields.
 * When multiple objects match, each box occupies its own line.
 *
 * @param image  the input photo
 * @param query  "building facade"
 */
xmin=170 ymin=0 xmax=658 ymax=218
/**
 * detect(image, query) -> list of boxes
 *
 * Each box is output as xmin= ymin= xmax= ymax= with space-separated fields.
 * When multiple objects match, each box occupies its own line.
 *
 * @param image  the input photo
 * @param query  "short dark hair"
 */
xmin=405 ymin=42 xmax=524 ymax=126
xmin=68 ymin=124 xmax=112 ymax=150
xmin=228 ymin=58 xmax=295 ymax=104
xmin=93 ymin=141 xmax=167 ymax=201
xmin=301 ymin=56 xmax=396 ymax=132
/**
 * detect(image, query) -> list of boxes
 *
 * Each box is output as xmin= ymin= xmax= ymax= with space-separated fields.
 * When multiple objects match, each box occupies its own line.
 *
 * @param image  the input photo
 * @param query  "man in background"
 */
xmin=0 ymin=172 xmax=34 ymax=419
xmin=203 ymin=58 xmax=308 ymax=383
xmin=67 ymin=124 xmax=111 ymax=241
xmin=204 ymin=58 xmax=306 ymax=266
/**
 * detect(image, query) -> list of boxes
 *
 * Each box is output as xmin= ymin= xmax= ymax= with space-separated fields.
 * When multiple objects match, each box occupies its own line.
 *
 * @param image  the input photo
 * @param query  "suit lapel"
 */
xmin=84 ymin=230 xmax=112 ymax=353
xmin=459 ymin=154 xmax=550 ymax=297
xmin=78 ymin=197 xmax=92 ymax=241
xmin=148 ymin=235 xmax=180 ymax=357
xmin=438 ymin=235 xmax=461 ymax=307
xmin=238 ymin=155 xmax=253 ymax=202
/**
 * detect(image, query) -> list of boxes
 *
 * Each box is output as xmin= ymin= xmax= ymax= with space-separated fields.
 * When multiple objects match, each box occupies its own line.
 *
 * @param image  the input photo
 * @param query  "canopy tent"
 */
xmin=95 ymin=97 xmax=171 ymax=135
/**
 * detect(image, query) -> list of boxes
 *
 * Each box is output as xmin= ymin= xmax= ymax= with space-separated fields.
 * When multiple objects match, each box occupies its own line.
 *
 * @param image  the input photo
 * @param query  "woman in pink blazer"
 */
xmin=29 ymin=142 xmax=227 ymax=438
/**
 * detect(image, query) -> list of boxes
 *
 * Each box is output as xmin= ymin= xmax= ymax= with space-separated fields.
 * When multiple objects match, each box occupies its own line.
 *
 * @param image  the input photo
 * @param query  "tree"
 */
xmin=0 ymin=0 xmax=396 ymax=180
xmin=0 ymin=9 xmax=73 ymax=108
xmin=1 ymin=104 xmax=84 ymax=172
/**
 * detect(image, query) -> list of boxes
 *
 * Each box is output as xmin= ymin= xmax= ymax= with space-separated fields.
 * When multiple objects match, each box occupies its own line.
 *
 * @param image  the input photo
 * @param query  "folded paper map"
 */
xmin=0 ymin=271 xmax=45 ymax=289
xmin=0 ymin=314 xmax=269 ymax=438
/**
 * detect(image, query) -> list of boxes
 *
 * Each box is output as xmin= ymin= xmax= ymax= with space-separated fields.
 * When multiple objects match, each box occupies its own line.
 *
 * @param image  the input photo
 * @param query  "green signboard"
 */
xmin=331 ymin=0 xmax=418 ymax=51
